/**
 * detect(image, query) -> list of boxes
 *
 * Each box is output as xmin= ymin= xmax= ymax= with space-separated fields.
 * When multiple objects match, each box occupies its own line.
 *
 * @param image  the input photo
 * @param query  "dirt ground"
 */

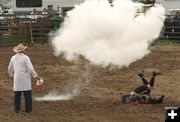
xmin=0 ymin=43 xmax=180 ymax=122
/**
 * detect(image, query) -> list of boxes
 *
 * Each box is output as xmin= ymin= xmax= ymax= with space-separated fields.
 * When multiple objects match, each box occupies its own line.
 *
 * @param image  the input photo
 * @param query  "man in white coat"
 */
xmin=8 ymin=44 xmax=41 ymax=113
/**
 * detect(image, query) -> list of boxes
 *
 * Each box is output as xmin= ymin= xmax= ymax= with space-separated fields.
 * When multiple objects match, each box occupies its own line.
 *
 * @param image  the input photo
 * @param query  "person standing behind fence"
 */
xmin=41 ymin=8 xmax=48 ymax=18
xmin=8 ymin=44 xmax=42 ymax=113
xmin=173 ymin=11 xmax=180 ymax=21
xmin=47 ymin=5 xmax=57 ymax=18
xmin=30 ymin=8 xmax=38 ymax=21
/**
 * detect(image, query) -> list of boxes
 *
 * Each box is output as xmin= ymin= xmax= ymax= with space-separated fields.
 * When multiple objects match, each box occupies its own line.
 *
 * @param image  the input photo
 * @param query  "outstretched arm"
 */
xmin=8 ymin=58 xmax=14 ymax=77
xmin=25 ymin=56 xmax=41 ymax=80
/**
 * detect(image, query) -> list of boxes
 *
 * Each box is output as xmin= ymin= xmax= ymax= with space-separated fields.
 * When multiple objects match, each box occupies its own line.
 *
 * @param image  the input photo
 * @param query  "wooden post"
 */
xmin=29 ymin=21 xmax=34 ymax=45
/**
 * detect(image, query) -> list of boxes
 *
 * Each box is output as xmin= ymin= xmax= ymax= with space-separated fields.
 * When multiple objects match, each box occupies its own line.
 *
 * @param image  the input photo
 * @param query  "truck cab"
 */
xmin=11 ymin=0 xmax=85 ymax=14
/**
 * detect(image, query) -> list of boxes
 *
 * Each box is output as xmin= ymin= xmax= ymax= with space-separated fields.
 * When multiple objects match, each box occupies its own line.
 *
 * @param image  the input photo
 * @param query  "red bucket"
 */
xmin=36 ymin=84 xmax=44 ymax=88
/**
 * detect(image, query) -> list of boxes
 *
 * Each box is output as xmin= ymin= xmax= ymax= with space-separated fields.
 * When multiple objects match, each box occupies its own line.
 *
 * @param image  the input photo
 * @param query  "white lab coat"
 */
xmin=8 ymin=53 xmax=37 ymax=91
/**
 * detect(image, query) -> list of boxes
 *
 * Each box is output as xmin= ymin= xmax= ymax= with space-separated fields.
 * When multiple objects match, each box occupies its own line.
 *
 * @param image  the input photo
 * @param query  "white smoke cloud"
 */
xmin=35 ymin=91 xmax=73 ymax=101
xmin=52 ymin=0 xmax=165 ymax=67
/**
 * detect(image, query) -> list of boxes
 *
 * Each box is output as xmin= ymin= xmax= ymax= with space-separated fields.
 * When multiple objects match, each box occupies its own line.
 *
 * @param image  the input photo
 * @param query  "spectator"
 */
xmin=173 ymin=11 xmax=180 ymax=20
xmin=8 ymin=44 xmax=42 ymax=113
xmin=29 ymin=8 xmax=38 ymax=20
xmin=47 ymin=5 xmax=57 ymax=18
xmin=41 ymin=8 xmax=48 ymax=18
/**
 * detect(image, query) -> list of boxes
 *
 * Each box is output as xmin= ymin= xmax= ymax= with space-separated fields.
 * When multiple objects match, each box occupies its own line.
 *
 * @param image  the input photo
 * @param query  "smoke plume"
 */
xmin=52 ymin=0 xmax=165 ymax=67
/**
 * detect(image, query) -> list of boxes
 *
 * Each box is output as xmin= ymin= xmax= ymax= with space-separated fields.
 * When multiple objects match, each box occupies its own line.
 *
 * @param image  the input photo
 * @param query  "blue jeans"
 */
xmin=14 ymin=90 xmax=32 ymax=113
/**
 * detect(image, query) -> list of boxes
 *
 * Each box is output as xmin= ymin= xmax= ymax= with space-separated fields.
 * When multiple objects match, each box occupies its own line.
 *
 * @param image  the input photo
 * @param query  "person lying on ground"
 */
xmin=122 ymin=70 xmax=164 ymax=104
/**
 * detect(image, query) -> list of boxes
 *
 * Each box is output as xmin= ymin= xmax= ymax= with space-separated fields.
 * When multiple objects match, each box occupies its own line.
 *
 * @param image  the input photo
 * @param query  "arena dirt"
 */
xmin=0 ymin=43 xmax=180 ymax=122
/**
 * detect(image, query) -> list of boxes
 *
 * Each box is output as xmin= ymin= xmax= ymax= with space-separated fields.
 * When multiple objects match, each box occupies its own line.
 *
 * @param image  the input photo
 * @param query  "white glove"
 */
xmin=36 ymin=78 xmax=44 ymax=85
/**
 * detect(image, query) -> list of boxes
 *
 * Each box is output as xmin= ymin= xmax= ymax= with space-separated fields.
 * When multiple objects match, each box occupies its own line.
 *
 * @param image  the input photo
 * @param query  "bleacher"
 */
xmin=162 ymin=16 xmax=180 ymax=40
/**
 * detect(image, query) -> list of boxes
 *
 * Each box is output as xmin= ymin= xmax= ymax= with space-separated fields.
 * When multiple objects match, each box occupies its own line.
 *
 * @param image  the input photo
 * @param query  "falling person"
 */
xmin=122 ymin=70 xmax=164 ymax=104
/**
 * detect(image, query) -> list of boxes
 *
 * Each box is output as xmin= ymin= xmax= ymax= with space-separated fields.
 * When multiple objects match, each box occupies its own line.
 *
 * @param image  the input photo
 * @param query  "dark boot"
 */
xmin=138 ymin=70 xmax=144 ymax=78
xmin=152 ymin=70 xmax=162 ymax=76
xmin=152 ymin=70 xmax=157 ymax=77
xmin=148 ymin=95 xmax=165 ymax=104
xmin=158 ymin=95 xmax=165 ymax=103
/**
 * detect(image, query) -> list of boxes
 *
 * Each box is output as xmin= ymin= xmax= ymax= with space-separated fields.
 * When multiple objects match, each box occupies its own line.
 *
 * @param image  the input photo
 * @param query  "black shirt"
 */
xmin=134 ymin=85 xmax=150 ymax=95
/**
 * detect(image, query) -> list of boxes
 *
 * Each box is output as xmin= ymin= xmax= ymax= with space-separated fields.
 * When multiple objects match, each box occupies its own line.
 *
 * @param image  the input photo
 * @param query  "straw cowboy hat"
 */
xmin=13 ymin=44 xmax=27 ymax=53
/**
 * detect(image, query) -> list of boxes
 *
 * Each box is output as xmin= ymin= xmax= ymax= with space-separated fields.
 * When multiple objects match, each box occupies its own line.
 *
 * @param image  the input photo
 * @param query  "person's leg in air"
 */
xmin=138 ymin=70 xmax=149 ymax=85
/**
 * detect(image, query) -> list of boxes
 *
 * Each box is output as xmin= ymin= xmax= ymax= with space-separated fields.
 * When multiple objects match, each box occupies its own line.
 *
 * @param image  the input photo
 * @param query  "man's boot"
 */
xmin=138 ymin=70 xmax=144 ymax=78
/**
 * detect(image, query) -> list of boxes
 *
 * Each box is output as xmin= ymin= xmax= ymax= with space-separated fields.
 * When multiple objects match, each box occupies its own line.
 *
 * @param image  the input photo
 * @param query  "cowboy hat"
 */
xmin=47 ymin=5 xmax=53 ymax=7
xmin=13 ymin=44 xmax=27 ymax=53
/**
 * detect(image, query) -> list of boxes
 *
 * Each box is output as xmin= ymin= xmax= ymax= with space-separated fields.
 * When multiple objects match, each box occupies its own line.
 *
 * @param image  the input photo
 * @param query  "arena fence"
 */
xmin=1 ymin=14 xmax=180 ymax=46
xmin=0 ymin=14 xmax=63 ymax=46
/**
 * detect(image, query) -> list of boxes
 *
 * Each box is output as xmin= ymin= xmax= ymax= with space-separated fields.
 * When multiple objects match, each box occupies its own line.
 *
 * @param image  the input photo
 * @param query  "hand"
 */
xmin=35 ymin=76 xmax=42 ymax=81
